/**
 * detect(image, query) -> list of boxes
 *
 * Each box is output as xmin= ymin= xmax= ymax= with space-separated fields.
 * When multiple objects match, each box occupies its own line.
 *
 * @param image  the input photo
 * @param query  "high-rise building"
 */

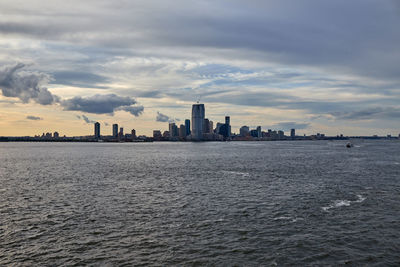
xmin=203 ymin=118 xmax=210 ymax=133
xmin=112 ymin=124 xmax=118 ymax=138
xmin=185 ymin=119 xmax=191 ymax=136
xmin=256 ymin=126 xmax=262 ymax=138
xmin=290 ymin=129 xmax=295 ymax=138
xmin=209 ymin=120 xmax=213 ymax=133
xmin=94 ymin=122 xmax=100 ymax=139
xmin=131 ymin=129 xmax=136 ymax=139
xmin=240 ymin=126 xmax=249 ymax=136
xmin=191 ymin=103 xmax=205 ymax=140
xmin=179 ymin=124 xmax=186 ymax=138
xmin=169 ymin=122 xmax=178 ymax=137
xmin=225 ymin=116 xmax=231 ymax=137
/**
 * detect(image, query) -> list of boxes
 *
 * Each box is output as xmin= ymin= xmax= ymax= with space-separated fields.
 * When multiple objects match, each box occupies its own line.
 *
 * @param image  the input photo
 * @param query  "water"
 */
xmin=0 ymin=140 xmax=399 ymax=266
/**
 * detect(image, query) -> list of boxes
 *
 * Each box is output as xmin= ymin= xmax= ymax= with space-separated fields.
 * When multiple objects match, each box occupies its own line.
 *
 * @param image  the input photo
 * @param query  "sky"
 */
xmin=0 ymin=0 xmax=399 ymax=137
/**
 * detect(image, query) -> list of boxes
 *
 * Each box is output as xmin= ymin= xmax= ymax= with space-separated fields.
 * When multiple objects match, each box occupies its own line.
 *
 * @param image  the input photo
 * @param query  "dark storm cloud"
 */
xmin=61 ymin=94 xmax=139 ymax=114
xmin=0 ymin=63 xmax=59 ymax=105
xmin=26 ymin=115 xmax=42 ymax=120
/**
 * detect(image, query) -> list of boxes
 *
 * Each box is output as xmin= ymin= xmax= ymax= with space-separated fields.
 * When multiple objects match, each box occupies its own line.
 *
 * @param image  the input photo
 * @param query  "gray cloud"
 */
xmin=81 ymin=114 xmax=96 ymax=124
xmin=156 ymin=111 xmax=170 ymax=122
xmin=119 ymin=105 xmax=144 ymax=117
xmin=0 ymin=63 xmax=59 ymax=105
xmin=331 ymin=107 xmax=400 ymax=121
xmin=61 ymin=94 xmax=140 ymax=115
xmin=50 ymin=70 xmax=109 ymax=89
xmin=270 ymin=122 xmax=310 ymax=131
xmin=156 ymin=111 xmax=179 ymax=123
xmin=26 ymin=115 xmax=42 ymax=120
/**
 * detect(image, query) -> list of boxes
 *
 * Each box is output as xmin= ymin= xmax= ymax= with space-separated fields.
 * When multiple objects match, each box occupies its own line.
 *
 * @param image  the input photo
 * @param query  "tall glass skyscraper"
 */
xmin=94 ymin=122 xmax=100 ymax=139
xmin=191 ymin=103 xmax=205 ymax=140
xmin=185 ymin=119 xmax=191 ymax=136
xmin=112 ymin=124 xmax=118 ymax=138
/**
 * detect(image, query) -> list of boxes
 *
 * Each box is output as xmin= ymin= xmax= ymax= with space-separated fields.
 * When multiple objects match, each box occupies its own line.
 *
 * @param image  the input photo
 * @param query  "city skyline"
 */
xmin=1 ymin=1 xmax=400 ymax=137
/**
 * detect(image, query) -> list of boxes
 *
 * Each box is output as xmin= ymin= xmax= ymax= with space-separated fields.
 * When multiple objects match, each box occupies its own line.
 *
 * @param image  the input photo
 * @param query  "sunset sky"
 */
xmin=1 ymin=0 xmax=399 ymax=137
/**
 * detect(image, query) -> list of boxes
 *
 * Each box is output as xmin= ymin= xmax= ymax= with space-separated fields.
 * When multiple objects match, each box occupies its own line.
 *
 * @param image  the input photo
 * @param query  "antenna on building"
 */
xmin=197 ymin=95 xmax=201 ymax=104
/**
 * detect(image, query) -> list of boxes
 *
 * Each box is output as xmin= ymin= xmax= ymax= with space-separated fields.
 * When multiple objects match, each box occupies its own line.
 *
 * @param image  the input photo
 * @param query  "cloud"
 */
xmin=61 ymin=94 xmax=140 ymax=115
xmin=0 ymin=63 xmax=59 ymax=105
xmin=81 ymin=114 xmax=96 ymax=124
xmin=270 ymin=122 xmax=310 ymax=131
xmin=26 ymin=115 xmax=42 ymax=120
xmin=330 ymin=107 xmax=400 ymax=121
xmin=156 ymin=111 xmax=170 ymax=122
xmin=50 ymin=70 xmax=109 ymax=89
xmin=118 ymin=105 xmax=144 ymax=117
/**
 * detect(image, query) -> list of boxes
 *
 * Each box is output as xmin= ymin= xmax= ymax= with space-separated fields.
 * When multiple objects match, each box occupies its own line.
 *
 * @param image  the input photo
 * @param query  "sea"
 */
xmin=0 ymin=140 xmax=399 ymax=266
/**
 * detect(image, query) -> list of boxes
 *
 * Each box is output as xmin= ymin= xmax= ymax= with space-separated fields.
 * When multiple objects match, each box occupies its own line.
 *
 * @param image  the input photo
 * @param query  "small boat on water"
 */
xmin=346 ymin=142 xmax=353 ymax=148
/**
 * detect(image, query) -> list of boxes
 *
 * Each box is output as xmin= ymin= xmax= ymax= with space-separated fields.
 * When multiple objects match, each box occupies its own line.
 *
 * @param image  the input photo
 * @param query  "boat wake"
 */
xmin=322 ymin=194 xmax=366 ymax=211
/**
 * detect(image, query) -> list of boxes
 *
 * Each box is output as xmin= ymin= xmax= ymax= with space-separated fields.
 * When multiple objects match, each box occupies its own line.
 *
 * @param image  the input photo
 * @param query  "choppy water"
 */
xmin=1 ymin=140 xmax=399 ymax=266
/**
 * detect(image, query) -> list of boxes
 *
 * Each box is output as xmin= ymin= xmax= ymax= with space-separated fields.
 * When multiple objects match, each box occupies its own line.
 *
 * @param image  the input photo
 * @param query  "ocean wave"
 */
xmin=322 ymin=194 xmax=366 ymax=211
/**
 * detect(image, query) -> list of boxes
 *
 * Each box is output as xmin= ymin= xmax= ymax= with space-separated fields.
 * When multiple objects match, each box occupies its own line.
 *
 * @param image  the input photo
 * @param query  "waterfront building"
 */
xmin=162 ymin=131 xmax=170 ymax=138
xmin=185 ymin=119 xmax=191 ymax=136
xmin=203 ymin=118 xmax=210 ymax=133
xmin=240 ymin=126 xmax=250 ymax=136
xmin=169 ymin=123 xmax=179 ymax=137
xmin=278 ymin=130 xmax=285 ymax=139
xmin=209 ymin=121 xmax=213 ymax=133
xmin=53 ymin=131 xmax=59 ymax=138
xmin=94 ymin=122 xmax=100 ymax=139
xmin=112 ymin=124 xmax=118 ymax=138
xmin=225 ymin=116 xmax=231 ymax=137
xmin=291 ymin=129 xmax=295 ymax=138
xmin=131 ymin=129 xmax=136 ymax=139
xmin=179 ymin=125 xmax=186 ymax=138
xmin=191 ymin=103 xmax=205 ymax=140
xmin=153 ymin=130 xmax=162 ymax=140
xmin=250 ymin=129 xmax=258 ymax=138
xmin=215 ymin=122 xmax=224 ymax=135
xmin=256 ymin=126 xmax=262 ymax=138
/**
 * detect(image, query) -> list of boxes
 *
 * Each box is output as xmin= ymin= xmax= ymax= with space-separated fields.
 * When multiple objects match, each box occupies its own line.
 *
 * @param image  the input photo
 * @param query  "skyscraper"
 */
xmin=290 ymin=129 xmax=296 ymax=138
xmin=185 ymin=119 xmax=191 ymax=136
xmin=256 ymin=126 xmax=262 ymax=138
xmin=203 ymin=118 xmax=210 ymax=133
xmin=112 ymin=124 xmax=118 ymax=138
xmin=191 ymin=103 xmax=205 ymax=140
xmin=94 ymin=122 xmax=100 ymax=139
xmin=225 ymin=116 xmax=231 ymax=138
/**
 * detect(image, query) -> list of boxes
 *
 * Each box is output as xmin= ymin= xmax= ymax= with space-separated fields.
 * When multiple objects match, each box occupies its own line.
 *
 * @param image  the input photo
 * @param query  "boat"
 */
xmin=346 ymin=142 xmax=353 ymax=148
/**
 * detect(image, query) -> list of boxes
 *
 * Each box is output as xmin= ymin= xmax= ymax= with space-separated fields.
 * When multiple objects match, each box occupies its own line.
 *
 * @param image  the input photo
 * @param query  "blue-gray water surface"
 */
xmin=0 ymin=140 xmax=399 ymax=266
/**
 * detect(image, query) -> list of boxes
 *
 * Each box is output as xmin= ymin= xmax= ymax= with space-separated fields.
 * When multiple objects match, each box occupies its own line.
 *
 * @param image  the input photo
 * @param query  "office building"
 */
xmin=112 ymin=124 xmax=118 ymax=138
xmin=94 ymin=122 xmax=100 ymax=139
xmin=153 ymin=130 xmax=162 ymax=140
xmin=185 ymin=119 xmax=191 ymax=136
xmin=225 ymin=116 xmax=231 ymax=137
xmin=240 ymin=126 xmax=250 ymax=136
xmin=179 ymin=124 xmax=186 ymax=138
xmin=169 ymin=122 xmax=178 ymax=137
xmin=290 ymin=129 xmax=295 ymax=138
xmin=191 ymin=103 xmax=205 ymax=140
xmin=203 ymin=118 xmax=210 ymax=133
xmin=256 ymin=126 xmax=262 ymax=138
xmin=131 ymin=129 xmax=136 ymax=139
